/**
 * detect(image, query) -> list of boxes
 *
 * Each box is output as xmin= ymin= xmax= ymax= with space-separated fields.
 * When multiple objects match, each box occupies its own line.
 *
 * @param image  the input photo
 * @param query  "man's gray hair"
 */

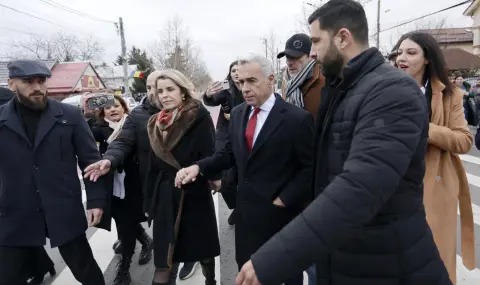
xmin=238 ymin=54 xmax=274 ymax=78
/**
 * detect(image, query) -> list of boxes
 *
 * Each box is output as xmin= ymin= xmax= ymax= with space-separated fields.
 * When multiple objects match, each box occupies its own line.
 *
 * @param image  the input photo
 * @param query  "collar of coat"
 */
xmin=429 ymin=77 xmax=450 ymax=126
xmin=147 ymin=98 xmax=204 ymax=168
xmin=431 ymin=78 xmax=445 ymax=94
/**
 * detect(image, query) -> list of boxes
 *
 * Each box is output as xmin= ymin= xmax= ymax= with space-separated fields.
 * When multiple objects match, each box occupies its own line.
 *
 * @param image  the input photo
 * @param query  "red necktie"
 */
xmin=245 ymin=107 xmax=261 ymax=152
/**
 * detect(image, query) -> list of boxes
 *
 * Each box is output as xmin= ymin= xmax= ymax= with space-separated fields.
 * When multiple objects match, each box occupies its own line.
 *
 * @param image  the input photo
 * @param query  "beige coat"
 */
xmin=424 ymin=79 xmax=475 ymax=284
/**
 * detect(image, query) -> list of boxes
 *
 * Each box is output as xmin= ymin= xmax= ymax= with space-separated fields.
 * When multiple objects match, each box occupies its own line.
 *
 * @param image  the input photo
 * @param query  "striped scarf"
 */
xmin=284 ymin=59 xmax=316 ymax=108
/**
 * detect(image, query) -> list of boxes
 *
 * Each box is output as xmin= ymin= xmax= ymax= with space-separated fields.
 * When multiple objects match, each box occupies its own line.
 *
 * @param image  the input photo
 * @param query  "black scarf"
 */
xmin=14 ymin=97 xmax=45 ymax=144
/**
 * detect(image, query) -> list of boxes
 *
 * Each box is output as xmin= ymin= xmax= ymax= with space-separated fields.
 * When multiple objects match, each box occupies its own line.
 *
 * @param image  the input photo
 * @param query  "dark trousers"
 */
xmin=29 ymin=247 xmax=54 ymax=278
xmin=220 ymin=167 xmax=237 ymax=209
xmin=0 ymin=234 xmax=105 ymax=285
xmin=235 ymin=200 xmax=303 ymax=285
xmin=112 ymin=196 xmax=143 ymax=257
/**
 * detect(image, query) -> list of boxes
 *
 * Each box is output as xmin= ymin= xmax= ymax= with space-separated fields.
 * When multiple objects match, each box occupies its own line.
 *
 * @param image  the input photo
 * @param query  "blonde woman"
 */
xmin=85 ymin=70 xmax=220 ymax=285
xmin=143 ymin=69 xmax=220 ymax=285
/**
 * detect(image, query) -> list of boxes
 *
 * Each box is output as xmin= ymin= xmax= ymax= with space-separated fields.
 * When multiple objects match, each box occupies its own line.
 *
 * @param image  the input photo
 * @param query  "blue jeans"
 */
xmin=306 ymin=265 xmax=316 ymax=285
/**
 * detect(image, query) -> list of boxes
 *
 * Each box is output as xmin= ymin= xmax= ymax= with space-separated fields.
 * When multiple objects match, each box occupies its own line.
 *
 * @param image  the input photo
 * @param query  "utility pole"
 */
xmin=276 ymin=48 xmax=280 ymax=92
xmin=119 ymin=17 xmax=129 ymax=95
xmin=276 ymin=48 xmax=280 ymax=75
xmin=261 ymin=38 xmax=268 ymax=58
xmin=376 ymin=0 xmax=381 ymax=48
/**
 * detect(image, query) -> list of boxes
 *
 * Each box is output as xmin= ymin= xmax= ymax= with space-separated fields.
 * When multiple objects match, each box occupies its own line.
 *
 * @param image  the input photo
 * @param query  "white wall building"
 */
xmin=95 ymin=65 xmax=137 ymax=91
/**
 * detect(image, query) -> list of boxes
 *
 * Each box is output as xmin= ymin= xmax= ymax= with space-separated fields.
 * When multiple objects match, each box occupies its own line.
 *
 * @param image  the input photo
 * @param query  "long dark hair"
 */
xmin=399 ymin=32 xmax=454 ymax=95
xmin=226 ymin=60 xmax=244 ymax=107
xmin=226 ymin=60 xmax=239 ymax=82
xmin=226 ymin=60 xmax=242 ymax=100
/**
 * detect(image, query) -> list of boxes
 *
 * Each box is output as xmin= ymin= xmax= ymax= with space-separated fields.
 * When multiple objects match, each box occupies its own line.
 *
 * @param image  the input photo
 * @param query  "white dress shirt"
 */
xmin=248 ymin=94 xmax=276 ymax=146
xmin=420 ymin=79 xmax=429 ymax=95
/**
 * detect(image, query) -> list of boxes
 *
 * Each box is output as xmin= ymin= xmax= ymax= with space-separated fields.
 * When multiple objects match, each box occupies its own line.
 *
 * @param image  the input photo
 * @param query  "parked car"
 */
xmin=61 ymin=94 xmax=83 ymax=108
xmin=122 ymin=95 xmax=138 ymax=110
xmin=62 ymin=93 xmax=138 ymax=110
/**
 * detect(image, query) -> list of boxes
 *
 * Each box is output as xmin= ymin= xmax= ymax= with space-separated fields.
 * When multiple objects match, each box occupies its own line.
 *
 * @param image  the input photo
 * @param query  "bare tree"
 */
xmin=262 ymin=30 xmax=284 ymax=92
xmin=296 ymin=5 xmax=313 ymax=34
xmin=4 ymin=32 xmax=105 ymax=62
xmin=266 ymin=30 xmax=280 ymax=70
xmin=52 ymin=33 xmax=79 ymax=61
xmin=77 ymin=36 xmax=105 ymax=61
xmin=414 ymin=17 xmax=448 ymax=31
xmin=5 ymin=37 xmax=51 ymax=60
xmin=150 ymin=16 xmax=212 ymax=90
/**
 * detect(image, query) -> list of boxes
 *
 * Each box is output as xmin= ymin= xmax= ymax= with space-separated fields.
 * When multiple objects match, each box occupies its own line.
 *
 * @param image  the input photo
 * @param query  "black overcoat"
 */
xmin=0 ymin=98 xmax=107 ymax=247
xmin=198 ymin=96 xmax=315 ymax=267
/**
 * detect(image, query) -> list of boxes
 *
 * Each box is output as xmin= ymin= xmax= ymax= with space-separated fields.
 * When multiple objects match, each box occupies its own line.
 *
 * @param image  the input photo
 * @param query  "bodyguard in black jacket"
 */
xmin=241 ymin=2 xmax=452 ymax=285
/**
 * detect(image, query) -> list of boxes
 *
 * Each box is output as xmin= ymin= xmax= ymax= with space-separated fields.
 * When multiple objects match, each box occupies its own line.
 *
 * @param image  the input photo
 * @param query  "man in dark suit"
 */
xmin=0 ymin=60 xmax=107 ymax=285
xmin=0 ymin=87 xmax=14 ymax=106
xmin=176 ymin=55 xmax=314 ymax=285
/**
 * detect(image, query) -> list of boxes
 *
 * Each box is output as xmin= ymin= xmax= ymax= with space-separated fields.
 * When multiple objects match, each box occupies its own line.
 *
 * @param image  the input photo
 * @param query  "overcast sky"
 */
xmin=0 ymin=0 xmax=473 ymax=80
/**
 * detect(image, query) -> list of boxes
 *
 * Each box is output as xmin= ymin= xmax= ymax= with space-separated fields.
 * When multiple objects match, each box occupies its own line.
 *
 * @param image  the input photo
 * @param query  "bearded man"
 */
xmin=0 ymin=60 xmax=107 ymax=285
xmin=236 ymin=1 xmax=452 ymax=285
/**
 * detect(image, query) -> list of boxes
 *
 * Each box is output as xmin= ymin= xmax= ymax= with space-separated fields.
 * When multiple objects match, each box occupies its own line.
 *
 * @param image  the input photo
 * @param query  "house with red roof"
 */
xmin=47 ymin=62 xmax=106 ymax=101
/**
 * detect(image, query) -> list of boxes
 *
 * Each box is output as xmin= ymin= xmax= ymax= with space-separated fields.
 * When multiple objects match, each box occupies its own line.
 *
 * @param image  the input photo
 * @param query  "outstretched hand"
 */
xmin=84 ymin=159 xmax=111 ymax=182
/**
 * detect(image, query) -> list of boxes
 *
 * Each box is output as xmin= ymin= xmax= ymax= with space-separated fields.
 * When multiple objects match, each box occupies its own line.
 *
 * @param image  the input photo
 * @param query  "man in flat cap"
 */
xmin=0 ymin=59 xmax=107 ymax=285
xmin=278 ymin=33 xmax=324 ymax=120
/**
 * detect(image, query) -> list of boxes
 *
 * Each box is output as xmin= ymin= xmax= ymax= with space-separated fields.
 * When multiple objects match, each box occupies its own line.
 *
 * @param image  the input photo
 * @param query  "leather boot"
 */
xmin=113 ymin=256 xmax=132 ymax=285
xmin=137 ymin=230 xmax=153 ymax=265
xmin=200 ymin=259 xmax=216 ymax=285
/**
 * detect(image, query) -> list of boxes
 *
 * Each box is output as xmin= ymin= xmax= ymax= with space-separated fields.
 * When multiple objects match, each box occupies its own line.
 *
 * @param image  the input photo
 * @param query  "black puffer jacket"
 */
xmin=103 ymin=98 xmax=160 ymax=184
xmin=251 ymin=48 xmax=451 ymax=285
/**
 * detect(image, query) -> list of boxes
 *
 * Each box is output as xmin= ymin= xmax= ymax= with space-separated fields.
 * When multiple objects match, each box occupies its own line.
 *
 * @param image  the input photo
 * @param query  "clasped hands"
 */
xmin=175 ymin=165 xmax=221 ymax=194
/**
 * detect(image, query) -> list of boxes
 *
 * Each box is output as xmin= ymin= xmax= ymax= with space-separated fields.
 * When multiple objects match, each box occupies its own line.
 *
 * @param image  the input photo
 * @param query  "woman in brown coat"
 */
xmin=395 ymin=31 xmax=475 ymax=284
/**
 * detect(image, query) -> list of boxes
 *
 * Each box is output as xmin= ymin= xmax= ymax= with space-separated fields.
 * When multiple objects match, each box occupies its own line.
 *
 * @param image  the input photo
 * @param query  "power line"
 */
xmin=0 ymin=3 xmax=69 ymax=29
xmin=376 ymin=0 xmax=471 ymax=34
xmin=0 ymin=26 xmax=41 ymax=37
xmin=0 ymin=42 xmax=21 ymax=47
xmin=39 ymin=0 xmax=116 ymax=24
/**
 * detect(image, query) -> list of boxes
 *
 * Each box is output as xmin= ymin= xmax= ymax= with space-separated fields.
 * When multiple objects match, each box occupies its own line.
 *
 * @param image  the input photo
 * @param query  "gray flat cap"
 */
xmin=8 ymin=60 xmax=52 ymax=79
